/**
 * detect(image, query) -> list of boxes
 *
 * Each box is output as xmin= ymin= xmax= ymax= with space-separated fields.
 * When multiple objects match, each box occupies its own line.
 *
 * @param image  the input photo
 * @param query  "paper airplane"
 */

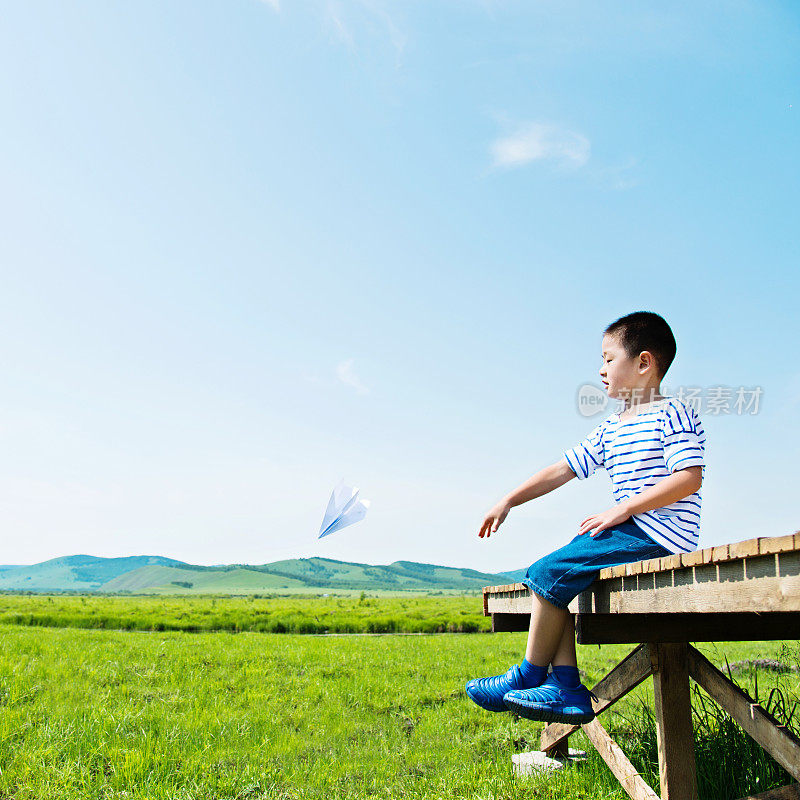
xmin=318 ymin=479 xmax=370 ymax=538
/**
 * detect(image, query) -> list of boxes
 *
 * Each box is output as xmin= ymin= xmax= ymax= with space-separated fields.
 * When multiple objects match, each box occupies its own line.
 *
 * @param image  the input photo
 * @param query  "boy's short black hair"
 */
xmin=604 ymin=311 xmax=677 ymax=379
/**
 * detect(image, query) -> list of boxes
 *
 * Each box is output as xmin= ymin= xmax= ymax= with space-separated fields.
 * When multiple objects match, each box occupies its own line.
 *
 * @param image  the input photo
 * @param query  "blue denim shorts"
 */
xmin=520 ymin=518 xmax=671 ymax=610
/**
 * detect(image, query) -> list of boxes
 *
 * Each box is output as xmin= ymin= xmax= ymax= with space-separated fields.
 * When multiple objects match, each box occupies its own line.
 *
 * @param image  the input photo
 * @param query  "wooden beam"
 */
xmin=574 ymin=552 xmax=800 ymax=615
xmin=652 ymin=642 xmax=699 ymax=800
xmin=575 ymin=612 xmax=800 ymax=645
xmin=688 ymin=647 xmax=800 ymax=782
xmin=486 ymin=552 xmax=800 ymax=617
xmin=580 ymin=717 xmax=660 ymax=800
xmin=491 ymin=612 xmax=530 ymax=633
xmin=735 ymin=784 xmax=800 ymax=800
xmin=541 ymin=644 xmax=654 ymax=753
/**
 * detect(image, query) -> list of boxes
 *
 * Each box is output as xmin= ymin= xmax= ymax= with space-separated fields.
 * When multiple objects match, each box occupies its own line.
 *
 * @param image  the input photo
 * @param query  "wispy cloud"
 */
xmin=259 ymin=0 xmax=280 ymax=11
xmin=323 ymin=0 xmax=406 ymax=62
xmin=490 ymin=123 xmax=590 ymax=170
xmin=336 ymin=358 xmax=370 ymax=395
xmin=326 ymin=1 xmax=355 ymax=49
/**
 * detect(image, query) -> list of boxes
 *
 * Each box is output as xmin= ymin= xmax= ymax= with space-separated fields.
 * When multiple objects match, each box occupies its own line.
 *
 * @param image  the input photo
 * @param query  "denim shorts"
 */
xmin=520 ymin=518 xmax=671 ymax=610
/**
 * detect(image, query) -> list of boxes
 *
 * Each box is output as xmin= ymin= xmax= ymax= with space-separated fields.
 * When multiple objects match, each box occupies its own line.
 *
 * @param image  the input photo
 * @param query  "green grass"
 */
xmin=0 ymin=612 xmax=797 ymax=799
xmin=0 ymin=593 xmax=492 ymax=634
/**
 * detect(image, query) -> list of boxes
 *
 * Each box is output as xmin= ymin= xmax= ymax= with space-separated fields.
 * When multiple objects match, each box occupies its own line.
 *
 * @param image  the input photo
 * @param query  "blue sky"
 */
xmin=0 ymin=1 xmax=797 ymax=572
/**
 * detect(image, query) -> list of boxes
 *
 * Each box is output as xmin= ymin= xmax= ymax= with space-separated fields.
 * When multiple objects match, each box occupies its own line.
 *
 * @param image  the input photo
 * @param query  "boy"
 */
xmin=466 ymin=311 xmax=705 ymax=724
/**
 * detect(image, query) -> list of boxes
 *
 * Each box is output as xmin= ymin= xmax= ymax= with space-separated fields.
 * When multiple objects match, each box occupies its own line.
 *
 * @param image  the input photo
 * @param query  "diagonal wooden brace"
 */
xmin=540 ymin=643 xmax=655 ymax=754
xmin=581 ymin=717 xmax=660 ymax=800
xmin=688 ymin=646 xmax=800 ymax=783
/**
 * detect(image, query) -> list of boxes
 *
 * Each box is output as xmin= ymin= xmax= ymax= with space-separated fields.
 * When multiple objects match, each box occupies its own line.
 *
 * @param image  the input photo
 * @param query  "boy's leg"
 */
xmin=524 ymin=591 xmax=572 ymax=668
xmin=506 ymin=521 xmax=671 ymax=722
xmin=465 ymin=590 xmax=560 ymax=712
xmin=551 ymin=610 xmax=578 ymax=668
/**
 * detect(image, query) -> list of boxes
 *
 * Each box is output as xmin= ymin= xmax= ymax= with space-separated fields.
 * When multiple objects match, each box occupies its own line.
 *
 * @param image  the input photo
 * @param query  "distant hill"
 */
xmin=498 ymin=567 xmax=528 ymax=583
xmin=0 ymin=555 xmax=189 ymax=592
xmin=0 ymin=554 xmax=521 ymax=595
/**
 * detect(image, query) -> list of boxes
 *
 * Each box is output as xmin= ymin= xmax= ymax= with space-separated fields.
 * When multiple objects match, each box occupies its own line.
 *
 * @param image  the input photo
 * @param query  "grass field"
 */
xmin=0 ymin=593 xmax=491 ymax=634
xmin=0 ymin=597 xmax=798 ymax=799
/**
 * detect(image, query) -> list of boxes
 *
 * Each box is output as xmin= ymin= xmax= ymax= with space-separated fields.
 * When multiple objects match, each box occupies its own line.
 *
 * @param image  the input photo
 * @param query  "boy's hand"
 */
xmin=479 ymin=501 xmax=511 ymax=538
xmin=578 ymin=503 xmax=632 ymax=537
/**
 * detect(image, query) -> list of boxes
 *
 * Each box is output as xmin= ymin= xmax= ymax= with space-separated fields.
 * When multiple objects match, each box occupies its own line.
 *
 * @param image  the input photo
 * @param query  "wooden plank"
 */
xmin=627 ymin=560 xmax=644 ymax=576
xmin=652 ymin=643 xmax=699 ymax=800
xmin=575 ymin=612 xmax=800 ymax=645
xmin=711 ymin=544 xmax=731 ymax=563
xmin=540 ymin=644 xmax=654 ymax=753
xmin=487 ymin=594 xmax=533 ymax=614
xmin=484 ymin=582 xmax=527 ymax=594
xmin=574 ymin=552 xmax=800 ymax=615
xmin=681 ymin=549 xmax=706 ymax=567
xmin=588 ymin=536 xmax=800 ymax=581
xmin=661 ymin=554 xmax=683 ymax=571
xmin=760 ymin=535 xmax=797 ymax=556
xmin=688 ymin=646 xmax=800 ymax=782
xmin=730 ymin=538 xmax=761 ymax=559
xmin=581 ymin=718 xmax=660 ymax=800
xmin=486 ymin=548 xmax=800 ymax=617
xmin=735 ymin=784 xmax=800 ymax=800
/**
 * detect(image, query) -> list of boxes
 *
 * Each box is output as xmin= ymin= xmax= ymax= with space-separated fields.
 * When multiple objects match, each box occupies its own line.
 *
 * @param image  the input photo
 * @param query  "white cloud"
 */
xmin=259 ymin=0 xmax=280 ymax=11
xmin=490 ymin=123 xmax=590 ymax=170
xmin=336 ymin=358 xmax=370 ymax=394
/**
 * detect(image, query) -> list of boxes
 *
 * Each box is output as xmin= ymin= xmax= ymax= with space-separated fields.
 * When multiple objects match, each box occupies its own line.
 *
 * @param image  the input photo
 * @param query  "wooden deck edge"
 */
xmin=484 ymin=531 xmax=800 ymax=592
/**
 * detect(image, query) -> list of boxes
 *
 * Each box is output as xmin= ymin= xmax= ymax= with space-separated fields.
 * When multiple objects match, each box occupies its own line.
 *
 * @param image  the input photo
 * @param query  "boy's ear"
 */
xmin=638 ymin=350 xmax=656 ymax=372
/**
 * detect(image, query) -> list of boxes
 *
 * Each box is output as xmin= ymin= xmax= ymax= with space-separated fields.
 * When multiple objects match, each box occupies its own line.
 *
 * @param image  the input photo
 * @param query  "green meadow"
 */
xmin=0 ymin=597 xmax=797 ymax=799
xmin=0 ymin=593 xmax=490 ymax=634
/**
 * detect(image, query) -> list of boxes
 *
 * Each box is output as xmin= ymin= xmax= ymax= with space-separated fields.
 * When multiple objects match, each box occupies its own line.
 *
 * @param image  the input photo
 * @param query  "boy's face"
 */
xmin=599 ymin=333 xmax=659 ymax=401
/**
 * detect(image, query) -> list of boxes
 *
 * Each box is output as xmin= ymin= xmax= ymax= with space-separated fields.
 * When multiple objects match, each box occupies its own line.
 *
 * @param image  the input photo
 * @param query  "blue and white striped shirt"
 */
xmin=563 ymin=397 xmax=706 ymax=554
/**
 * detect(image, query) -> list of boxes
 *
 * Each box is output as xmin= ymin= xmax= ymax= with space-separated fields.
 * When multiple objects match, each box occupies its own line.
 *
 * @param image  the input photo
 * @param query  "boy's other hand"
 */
xmin=578 ymin=504 xmax=632 ymax=537
xmin=479 ymin=501 xmax=511 ymax=538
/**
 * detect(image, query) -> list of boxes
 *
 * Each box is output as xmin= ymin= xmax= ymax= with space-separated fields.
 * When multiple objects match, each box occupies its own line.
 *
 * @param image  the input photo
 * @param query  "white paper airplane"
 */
xmin=318 ymin=479 xmax=370 ymax=538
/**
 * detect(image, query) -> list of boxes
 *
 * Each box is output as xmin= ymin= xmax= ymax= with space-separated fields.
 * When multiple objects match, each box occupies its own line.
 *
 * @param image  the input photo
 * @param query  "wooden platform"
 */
xmin=484 ymin=532 xmax=800 ymax=642
xmin=481 ymin=532 xmax=800 ymax=800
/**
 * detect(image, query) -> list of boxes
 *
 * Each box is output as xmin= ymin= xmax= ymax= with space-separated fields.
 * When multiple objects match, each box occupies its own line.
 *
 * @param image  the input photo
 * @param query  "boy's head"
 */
xmin=600 ymin=311 xmax=676 ymax=403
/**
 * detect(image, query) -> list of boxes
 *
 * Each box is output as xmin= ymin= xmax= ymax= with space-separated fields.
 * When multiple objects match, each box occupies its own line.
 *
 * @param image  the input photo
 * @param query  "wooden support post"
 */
xmin=581 ymin=718 xmax=660 ymax=800
xmin=688 ymin=647 xmax=800 ymax=783
xmin=652 ymin=642 xmax=698 ymax=800
xmin=541 ymin=643 xmax=654 ymax=753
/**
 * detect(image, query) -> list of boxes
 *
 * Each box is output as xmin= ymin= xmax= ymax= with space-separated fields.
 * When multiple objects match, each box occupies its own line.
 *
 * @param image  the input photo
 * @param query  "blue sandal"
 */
xmin=465 ymin=664 xmax=530 ymax=712
xmin=503 ymin=673 xmax=597 ymax=723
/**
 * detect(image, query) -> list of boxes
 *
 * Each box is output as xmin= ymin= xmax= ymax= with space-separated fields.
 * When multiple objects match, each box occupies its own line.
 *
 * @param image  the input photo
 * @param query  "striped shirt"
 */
xmin=563 ymin=397 xmax=706 ymax=554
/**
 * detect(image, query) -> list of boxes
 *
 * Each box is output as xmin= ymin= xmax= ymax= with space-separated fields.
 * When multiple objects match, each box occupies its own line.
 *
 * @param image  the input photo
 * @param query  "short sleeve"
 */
xmin=661 ymin=403 xmax=706 ymax=476
xmin=563 ymin=421 xmax=605 ymax=480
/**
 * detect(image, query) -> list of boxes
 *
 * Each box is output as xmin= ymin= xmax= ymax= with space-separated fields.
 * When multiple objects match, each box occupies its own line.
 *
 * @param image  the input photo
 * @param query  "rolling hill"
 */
xmin=0 ymin=555 xmax=522 ymax=594
xmin=0 ymin=555 xmax=189 ymax=592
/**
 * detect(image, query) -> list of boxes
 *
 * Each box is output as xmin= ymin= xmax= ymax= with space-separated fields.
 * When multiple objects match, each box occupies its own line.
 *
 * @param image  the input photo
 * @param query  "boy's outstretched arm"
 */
xmin=478 ymin=457 xmax=576 ymax=539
